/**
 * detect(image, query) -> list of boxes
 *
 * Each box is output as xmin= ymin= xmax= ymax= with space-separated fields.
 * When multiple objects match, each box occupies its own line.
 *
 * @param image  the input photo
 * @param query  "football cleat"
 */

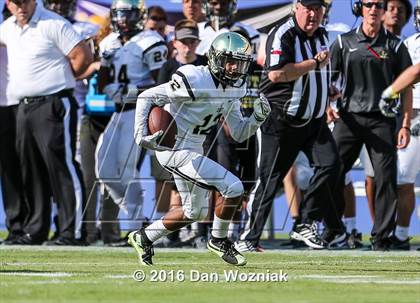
xmin=290 ymin=223 xmax=326 ymax=249
xmin=127 ymin=229 xmax=154 ymax=266
xmin=208 ymin=237 xmax=247 ymax=266
xmin=234 ymin=240 xmax=264 ymax=253
xmin=323 ymin=230 xmax=348 ymax=249
xmin=388 ymin=235 xmax=411 ymax=251
xmin=347 ymin=229 xmax=364 ymax=249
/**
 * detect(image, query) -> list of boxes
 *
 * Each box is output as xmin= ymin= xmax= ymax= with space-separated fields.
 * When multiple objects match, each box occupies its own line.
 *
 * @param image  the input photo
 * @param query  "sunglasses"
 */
xmin=179 ymin=38 xmax=198 ymax=44
xmin=149 ymin=15 xmax=166 ymax=22
xmin=362 ymin=2 xmax=386 ymax=9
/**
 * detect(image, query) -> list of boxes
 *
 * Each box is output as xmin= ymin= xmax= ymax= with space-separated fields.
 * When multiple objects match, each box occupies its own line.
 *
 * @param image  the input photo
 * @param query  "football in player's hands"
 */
xmin=148 ymin=106 xmax=177 ymax=148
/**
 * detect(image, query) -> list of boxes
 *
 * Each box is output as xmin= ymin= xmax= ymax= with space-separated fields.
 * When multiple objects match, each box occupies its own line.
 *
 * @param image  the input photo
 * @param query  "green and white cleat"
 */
xmin=127 ymin=229 xmax=154 ymax=266
xmin=207 ymin=237 xmax=247 ymax=266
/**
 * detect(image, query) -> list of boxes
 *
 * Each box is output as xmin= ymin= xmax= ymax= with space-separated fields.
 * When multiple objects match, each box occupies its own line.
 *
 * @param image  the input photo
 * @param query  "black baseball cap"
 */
xmin=297 ymin=0 xmax=328 ymax=7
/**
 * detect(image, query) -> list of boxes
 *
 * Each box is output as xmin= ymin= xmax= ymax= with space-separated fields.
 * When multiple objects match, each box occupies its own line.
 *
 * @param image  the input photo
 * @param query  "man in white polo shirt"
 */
xmin=0 ymin=1 xmax=28 ymax=245
xmin=0 ymin=0 xmax=92 ymax=245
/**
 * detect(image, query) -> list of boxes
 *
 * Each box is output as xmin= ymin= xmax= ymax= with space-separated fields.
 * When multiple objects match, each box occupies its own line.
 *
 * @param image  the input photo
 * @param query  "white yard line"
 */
xmin=0 ymin=272 xmax=73 ymax=277
xmin=297 ymin=274 xmax=420 ymax=285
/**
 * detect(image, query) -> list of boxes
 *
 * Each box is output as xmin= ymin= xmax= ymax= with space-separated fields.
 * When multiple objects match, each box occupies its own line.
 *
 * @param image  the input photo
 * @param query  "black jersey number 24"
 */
xmin=154 ymin=50 xmax=167 ymax=63
xmin=193 ymin=113 xmax=223 ymax=135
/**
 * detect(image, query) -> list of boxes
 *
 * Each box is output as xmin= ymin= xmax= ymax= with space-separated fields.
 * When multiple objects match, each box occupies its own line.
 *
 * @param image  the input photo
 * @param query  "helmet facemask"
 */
xmin=415 ymin=1 xmax=420 ymax=32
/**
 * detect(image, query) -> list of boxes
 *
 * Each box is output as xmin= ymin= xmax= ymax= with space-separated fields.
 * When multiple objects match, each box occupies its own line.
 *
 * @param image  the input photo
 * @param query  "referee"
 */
xmin=328 ymin=0 xmax=412 ymax=251
xmin=236 ymin=0 xmax=345 ymax=252
xmin=0 ymin=0 xmax=92 ymax=245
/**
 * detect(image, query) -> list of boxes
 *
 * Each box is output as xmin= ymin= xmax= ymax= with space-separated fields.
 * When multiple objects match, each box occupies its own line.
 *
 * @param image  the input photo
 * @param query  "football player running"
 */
xmin=128 ymin=32 xmax=271 ymax=266
xmin=95 ymin=0 xmax=168 ymax=228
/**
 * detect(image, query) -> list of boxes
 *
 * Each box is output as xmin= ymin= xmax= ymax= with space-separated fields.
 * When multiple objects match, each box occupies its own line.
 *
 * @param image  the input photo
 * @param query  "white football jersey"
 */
xmin=73 ymin=21 xmax=99 ymax=40
xmin=99 ymin=32 xmax=122 ymax=60
xmin=196 ymin=21 xmax=260 ymax=57
xmin=103 ymin=30 xmax=168 ymax=103
xmin=135 ymin=65 xmax=263 ymax=150
xmin=405 ymin=33 xmax=420 ymax=109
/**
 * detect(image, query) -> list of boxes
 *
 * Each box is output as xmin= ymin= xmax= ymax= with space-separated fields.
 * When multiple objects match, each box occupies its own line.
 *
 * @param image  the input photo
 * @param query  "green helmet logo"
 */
xmin=208 ymin=32 xmax=253 ymax=87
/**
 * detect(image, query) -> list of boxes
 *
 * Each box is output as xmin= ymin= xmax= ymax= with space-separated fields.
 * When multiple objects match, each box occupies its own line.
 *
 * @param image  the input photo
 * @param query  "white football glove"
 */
xmin=379 ymin=86 xmax=400 ymax=118
xmin=254 ymin=93 xmax=271 ymax=122
xmin=411 ymin=115 xmax=420 ymax=137
xmin=139 ymin=130 xmax=173 ymax=152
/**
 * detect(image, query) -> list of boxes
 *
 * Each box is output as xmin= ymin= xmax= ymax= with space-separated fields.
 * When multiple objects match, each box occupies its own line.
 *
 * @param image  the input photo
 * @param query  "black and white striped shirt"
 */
xmin=259 ymin=16 xmax=330 ymax=121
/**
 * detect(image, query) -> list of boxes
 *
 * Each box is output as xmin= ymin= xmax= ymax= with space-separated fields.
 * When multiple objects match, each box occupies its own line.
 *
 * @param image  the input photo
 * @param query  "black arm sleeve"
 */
xmin=394 ymin=42 xmax=413 ymax=78
xmin=330 ymin=38 xmax=343 ymax=83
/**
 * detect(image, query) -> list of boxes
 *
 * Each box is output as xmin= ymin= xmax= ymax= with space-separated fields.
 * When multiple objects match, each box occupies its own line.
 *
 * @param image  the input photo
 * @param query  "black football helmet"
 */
xmin=202 ymin=0 xmax=237 ymax=30
xmin=44 ymin=0 xmax=77 ymax=21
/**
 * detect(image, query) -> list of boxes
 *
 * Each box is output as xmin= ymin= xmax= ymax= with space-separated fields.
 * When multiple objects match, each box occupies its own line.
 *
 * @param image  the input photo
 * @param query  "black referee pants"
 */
xmin=0 ymin=105 xmax=27 ymax=236
xmin=16 ymin=93 xmax=85 ymax=241
xmin=333 ymin=111 xmax=397 ymax=243
xmin=242 ymin=117 xmax=344 ymax=246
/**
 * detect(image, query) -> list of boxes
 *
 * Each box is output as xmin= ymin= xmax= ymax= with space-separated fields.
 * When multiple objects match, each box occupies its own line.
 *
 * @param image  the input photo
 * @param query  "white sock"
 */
xmin=191 ymin=221 xmax=199 ymax=236
xmin=343 ymin=217 xmax=356 ymax=233
xmin=227 ymin=223 xmax=240 ymax=239
xmin=395 ymin=225 xmax=409 ymax=241
xmin=144 ymin=219 xmax=171 ymax=243
xmin=211 ymin=215 xmax=230 ymax=239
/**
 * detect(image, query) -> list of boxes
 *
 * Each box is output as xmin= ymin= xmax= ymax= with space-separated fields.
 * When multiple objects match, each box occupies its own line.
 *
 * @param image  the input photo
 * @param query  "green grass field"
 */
xmin=1 ymin=246 xmax=419 ymax=303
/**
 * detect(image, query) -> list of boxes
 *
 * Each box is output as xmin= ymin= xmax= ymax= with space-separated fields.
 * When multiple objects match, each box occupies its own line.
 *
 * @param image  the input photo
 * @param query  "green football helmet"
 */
xmin=208 ymin=32 xmax=253 ymax=87
xmin=111 ymin=0 xmax=146 ymax=37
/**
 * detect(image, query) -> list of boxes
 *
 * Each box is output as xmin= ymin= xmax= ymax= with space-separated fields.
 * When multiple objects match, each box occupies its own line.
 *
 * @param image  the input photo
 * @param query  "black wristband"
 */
xmin=402 ymin=126 xmax=411 ymax=134
xmin=313 ymin=58 xmax=320 ymax=69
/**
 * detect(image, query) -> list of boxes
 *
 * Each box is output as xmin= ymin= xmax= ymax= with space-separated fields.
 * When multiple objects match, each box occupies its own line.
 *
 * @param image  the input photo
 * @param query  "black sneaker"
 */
xmin=2 ymin=232 xmax=24 ymax=245
xmin=207 ymin=237 xmax=247 ymax=266
xmin=127 ymin=229 xmax=154 ymax=266
xmin=14 ymin=234 xmax=45 ymax=245
xmin=347 ymin=229 xmax=364 ymax=249
xmin=279 ymin=238 xmax=307 ymax=249
xmin=290 ymin=223 xmax=326 ymax=249
xmin=389 ymin=235 xmax=410 ymax=251
xmin=321 ymin=229 xmax=348 ymax=249
xmin=44 ymin=236 xmax=87 ymax=246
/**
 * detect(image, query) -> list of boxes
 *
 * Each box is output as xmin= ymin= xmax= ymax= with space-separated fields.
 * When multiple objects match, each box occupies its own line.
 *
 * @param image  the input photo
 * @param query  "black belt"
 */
xmin=20 ymin=89 xmax=74 ymax=105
